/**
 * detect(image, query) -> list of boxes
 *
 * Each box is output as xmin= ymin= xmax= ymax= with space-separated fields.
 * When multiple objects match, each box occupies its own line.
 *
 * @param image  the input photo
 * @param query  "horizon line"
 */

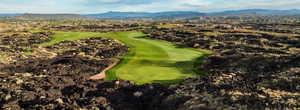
xmin=0 ymin=8 xmax=300 ymax=15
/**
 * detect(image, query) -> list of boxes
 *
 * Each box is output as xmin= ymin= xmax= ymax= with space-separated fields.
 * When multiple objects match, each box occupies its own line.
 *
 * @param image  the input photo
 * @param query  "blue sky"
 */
xmin=1 ymin=0 xmax=300 ymax=13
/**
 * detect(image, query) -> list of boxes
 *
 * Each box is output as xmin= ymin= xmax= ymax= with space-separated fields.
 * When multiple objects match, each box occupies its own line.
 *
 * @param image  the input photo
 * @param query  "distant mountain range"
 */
xmin=1 ymin=9 xmax=300 ymax=19
xmin=84 ymin=9 xmax=300 ymax=19
xmin=209 ymin=9 xmax=300 ymax=15
xmin=84 ymin=11 xmax=206 ymax=19
xmin=0 ymin=14 xmax=22 ymax=17
xmin=14 ymin=13 xmax=87 ymax=20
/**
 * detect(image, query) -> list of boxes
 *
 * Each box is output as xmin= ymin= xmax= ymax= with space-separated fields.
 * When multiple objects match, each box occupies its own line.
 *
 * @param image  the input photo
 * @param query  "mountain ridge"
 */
xmin=1 ymin=9 xmax=300 ymax=19
xmin=84 ymin=11 xmax=206 ymax=19
xmin=209 ymin=9 xmax=300 ymax=15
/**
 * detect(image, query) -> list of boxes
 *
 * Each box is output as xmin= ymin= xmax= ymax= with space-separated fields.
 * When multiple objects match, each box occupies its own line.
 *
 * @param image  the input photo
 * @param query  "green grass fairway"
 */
xmin=41 ymin=31 xmax=210 ymax=85
xmin=40 ymin=32 xmax=100 ymax=46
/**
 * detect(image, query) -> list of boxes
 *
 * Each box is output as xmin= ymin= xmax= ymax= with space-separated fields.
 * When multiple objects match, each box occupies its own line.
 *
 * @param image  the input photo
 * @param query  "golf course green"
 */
xmin=41 ymin=31 xmax=210 ymax=84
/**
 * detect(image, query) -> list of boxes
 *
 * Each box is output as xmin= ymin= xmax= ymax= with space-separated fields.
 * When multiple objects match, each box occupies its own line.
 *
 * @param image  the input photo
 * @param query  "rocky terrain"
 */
xmin=143 ymin=26 xmax=300 ymax=109
xmin=0 ymin=20 xmax=299 ymax=110
xmin=41 ymin=24 xmax=142 ymax=33
xmin=0 ymin=31 xmax=54 ymax=62
xmin=0 ymin=32 xmax=155 ymax=110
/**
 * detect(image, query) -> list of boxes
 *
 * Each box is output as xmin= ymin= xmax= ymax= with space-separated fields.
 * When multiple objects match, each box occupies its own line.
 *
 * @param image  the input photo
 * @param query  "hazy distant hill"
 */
xmin=84 ymin=9 xmax=300 ymax=19
xmin=0 ymin=14 xmax=21 ymax=17
xmin=1 ymin=9 xmax=300 ymax=20
xmin=210 ymin=9 xmax=300 ymax=15
xmin=15 ymin=13 xmax=88 ymax=20
xmin=84 ymin=11 xmax=206 ymax=19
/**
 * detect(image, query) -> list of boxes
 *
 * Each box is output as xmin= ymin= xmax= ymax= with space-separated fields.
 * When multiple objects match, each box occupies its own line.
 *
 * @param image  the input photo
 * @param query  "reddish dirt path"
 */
xmin=90 ymin=58 xmax=120 ymax=80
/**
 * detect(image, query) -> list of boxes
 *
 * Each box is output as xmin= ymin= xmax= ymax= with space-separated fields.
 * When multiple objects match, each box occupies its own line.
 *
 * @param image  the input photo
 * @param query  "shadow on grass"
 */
xmin=174 ymin=44 xmax=187 ymax=48
xmin=151 ymin=54 xmax=211 ymax=85
xmin=157 ymin=53 xmax=211 ymax=75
